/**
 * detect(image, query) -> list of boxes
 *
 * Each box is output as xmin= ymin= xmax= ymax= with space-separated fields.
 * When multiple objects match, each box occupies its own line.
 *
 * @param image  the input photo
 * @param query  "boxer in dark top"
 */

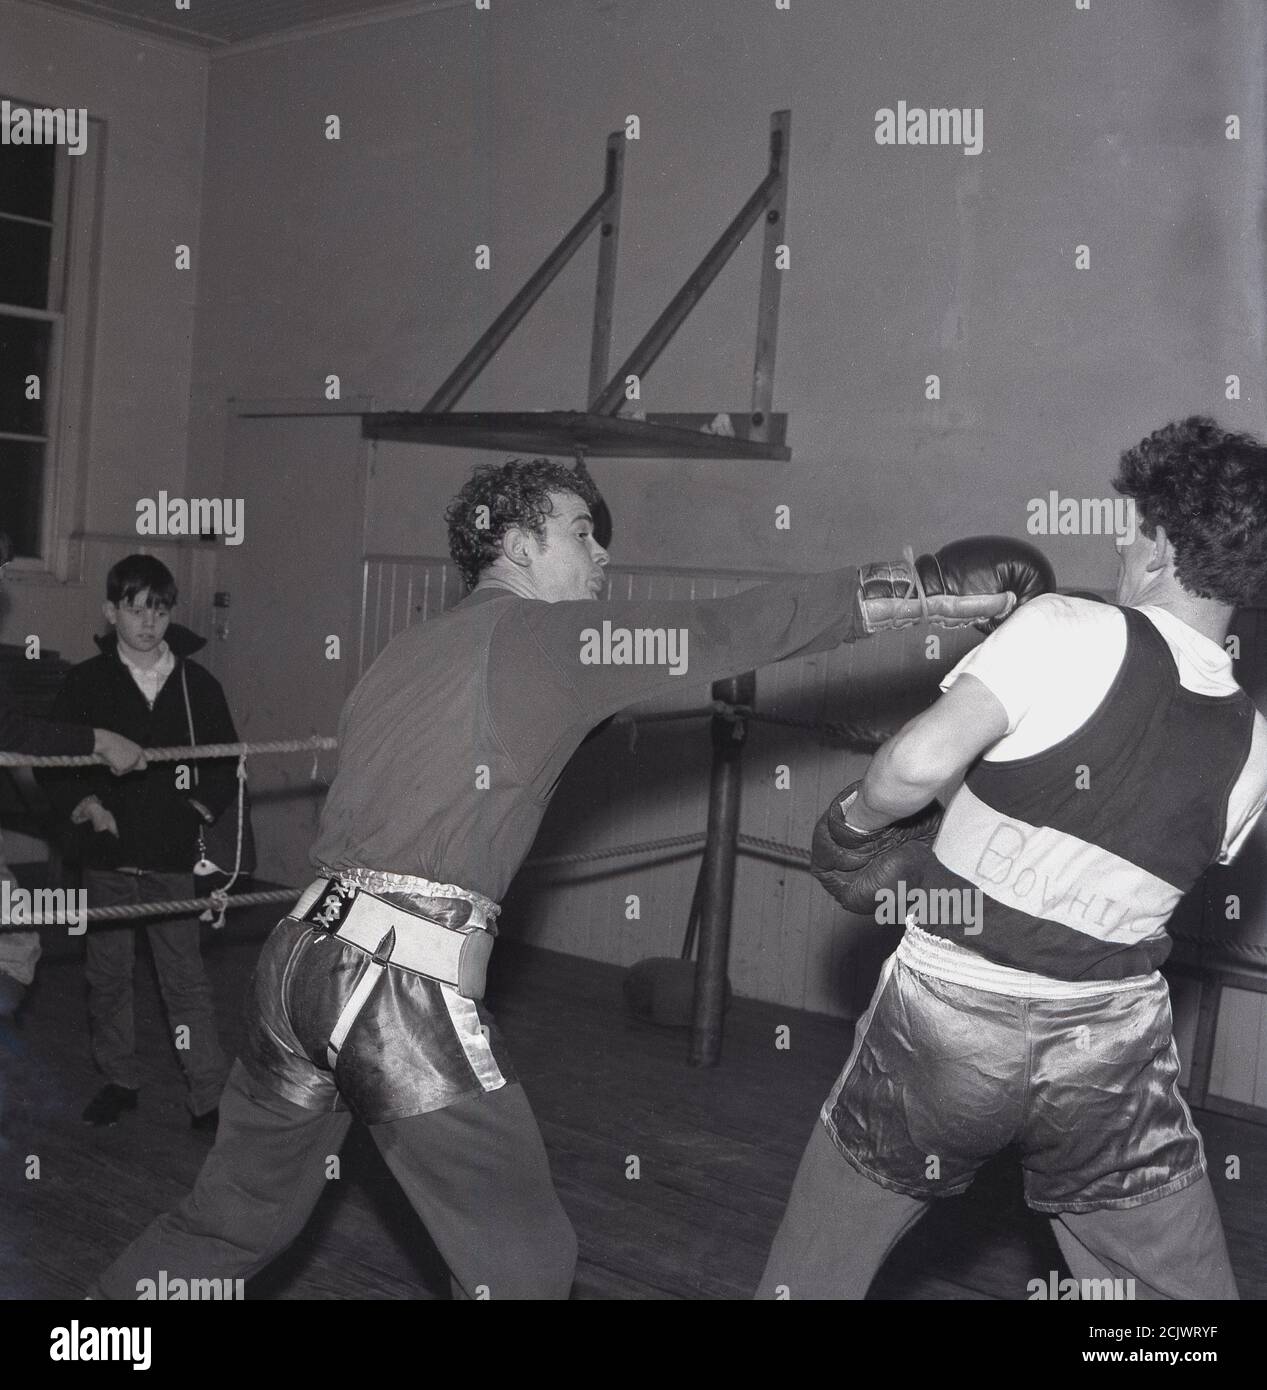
xmin=91 ymin=459 xmax=1051 ymax=1300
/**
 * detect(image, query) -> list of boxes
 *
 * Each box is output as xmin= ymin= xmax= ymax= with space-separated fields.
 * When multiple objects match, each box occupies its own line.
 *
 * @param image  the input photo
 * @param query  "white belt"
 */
xmin=292 ymin=878 xmax=496 ymax=1070
xmin=321 ymin=892 xmax=493 ymax=994
xmin=310 ymin=864 xmax=498 ymax=930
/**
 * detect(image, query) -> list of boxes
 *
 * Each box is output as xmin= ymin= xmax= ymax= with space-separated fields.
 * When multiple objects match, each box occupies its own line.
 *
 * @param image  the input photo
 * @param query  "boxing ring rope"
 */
xmin=0 ymin=696 xmax=841 ymax=1060
xmin=0 ymin=735 xmax=338 ymax=768
xmin=4 ymin=711 xmax=1262 ymax=1066
xmin=0 ymin=736 xmax=338 ymax=926
xmin=51 ymin=842 xmax=1267 ymax=967
xmin=82 ymin=887 xmax=305 ymax=922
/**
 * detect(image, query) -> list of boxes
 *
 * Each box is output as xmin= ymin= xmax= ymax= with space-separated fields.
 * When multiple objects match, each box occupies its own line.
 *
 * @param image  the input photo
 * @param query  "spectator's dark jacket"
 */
xmin=38 ymin=624 xmax=239 ymax=871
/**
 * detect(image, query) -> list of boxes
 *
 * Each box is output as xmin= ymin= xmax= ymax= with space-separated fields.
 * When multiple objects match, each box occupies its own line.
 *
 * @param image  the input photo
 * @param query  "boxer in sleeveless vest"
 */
xmin=761 ymin=417 xmax=1267 ymax=1300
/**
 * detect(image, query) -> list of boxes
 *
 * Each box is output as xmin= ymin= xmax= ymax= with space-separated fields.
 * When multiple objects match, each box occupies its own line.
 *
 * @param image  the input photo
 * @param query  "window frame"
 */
xmin=0 ymin=99 xmax=104 ymax=583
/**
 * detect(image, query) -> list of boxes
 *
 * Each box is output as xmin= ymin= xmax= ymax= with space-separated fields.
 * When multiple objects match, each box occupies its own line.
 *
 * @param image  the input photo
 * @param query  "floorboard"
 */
xmin=1 ymin=898 xmax=1263 ymax=1300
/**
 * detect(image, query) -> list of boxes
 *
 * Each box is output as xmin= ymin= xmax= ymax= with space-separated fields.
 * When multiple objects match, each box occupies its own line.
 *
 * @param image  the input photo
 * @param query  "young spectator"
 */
xmin=40 ymin=555 xmax=240 ymax=1131
xmin=1 ymin=530 xmax=145 ymax=1142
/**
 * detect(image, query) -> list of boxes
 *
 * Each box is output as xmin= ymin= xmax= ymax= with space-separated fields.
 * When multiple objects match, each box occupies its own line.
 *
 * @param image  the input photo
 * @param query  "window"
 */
xmin=0 ymin=112 xmax=70 ymax=562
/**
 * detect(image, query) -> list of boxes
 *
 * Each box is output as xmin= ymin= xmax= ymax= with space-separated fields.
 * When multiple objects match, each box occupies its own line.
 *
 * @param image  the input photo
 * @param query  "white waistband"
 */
xmin=313 ymin=863 xmax=499 ymax=925
xmin=895 ymin=920 xmax=1159 ymax=999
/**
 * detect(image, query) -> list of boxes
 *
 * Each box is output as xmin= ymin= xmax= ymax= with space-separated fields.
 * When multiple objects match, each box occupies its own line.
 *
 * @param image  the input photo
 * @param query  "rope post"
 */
xmin=689 ymin=671 xmax=755 ymax=1067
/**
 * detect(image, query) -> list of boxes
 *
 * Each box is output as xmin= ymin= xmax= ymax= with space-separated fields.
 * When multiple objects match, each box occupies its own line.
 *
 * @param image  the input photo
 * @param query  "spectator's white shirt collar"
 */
xmin=117 ymin=641 xmax=174 ymax=707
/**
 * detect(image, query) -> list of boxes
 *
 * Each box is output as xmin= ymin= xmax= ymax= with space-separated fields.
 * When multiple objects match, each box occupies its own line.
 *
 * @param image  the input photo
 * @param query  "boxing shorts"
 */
xmin=821 ymin=931 xmax=1206 ymax=1213
xmin=241 ymin=867 xmax=516 ymax=1124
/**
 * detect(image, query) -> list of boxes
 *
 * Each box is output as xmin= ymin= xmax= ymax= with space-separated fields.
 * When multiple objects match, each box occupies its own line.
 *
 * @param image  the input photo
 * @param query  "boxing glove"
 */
xmin=810 ymin=781 xmax=943 ymax=916
xmin=858 ymin=535 xmax=1055 ymax=634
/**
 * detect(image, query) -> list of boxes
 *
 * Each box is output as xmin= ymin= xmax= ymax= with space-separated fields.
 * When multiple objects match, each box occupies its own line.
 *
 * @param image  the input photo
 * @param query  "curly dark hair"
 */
xmin=445 ymin=457 xmax=606 ymax=590
xmin=1112 ymin=416 xmax=1267 ymax=607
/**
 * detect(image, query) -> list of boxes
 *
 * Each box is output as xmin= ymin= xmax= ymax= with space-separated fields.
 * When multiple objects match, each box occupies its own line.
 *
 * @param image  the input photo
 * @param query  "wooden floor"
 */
xmin=2 ymin=899 xmax=1264 ymax=1300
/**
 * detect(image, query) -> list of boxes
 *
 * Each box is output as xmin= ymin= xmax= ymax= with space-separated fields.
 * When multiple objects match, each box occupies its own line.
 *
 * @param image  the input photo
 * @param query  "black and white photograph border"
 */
xmin=0 ymin=0 xmax=1264 ymax=1356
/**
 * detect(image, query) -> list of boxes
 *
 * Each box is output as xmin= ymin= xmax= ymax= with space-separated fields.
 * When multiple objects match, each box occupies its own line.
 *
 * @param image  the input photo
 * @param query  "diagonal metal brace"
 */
xmin=423 ymin=132 xmax=624 ymax=413
xmin=590 ymin=110 xmax=790 ymax=417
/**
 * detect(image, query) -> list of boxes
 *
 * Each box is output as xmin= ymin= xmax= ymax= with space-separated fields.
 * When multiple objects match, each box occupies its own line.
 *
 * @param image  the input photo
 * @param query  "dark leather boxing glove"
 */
xmin=926 ymin=536 xmax=1055 ymax=633
xmin=858 ymin=535 xmax=1055 ymax=634
xmin=810 ymin=781 xmax=943 ymax=916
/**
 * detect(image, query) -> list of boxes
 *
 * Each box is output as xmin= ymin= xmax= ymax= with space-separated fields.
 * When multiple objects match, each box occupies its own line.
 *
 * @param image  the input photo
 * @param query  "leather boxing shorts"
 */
xmin=821 ymin=953 xmax=1205 ymax=1213
xmin=240 ymin=867 xmax=516 ymax=1124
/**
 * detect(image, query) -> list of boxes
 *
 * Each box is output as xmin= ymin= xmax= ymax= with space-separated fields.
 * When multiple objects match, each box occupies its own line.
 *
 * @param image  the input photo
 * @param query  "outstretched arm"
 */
xmin=505 ymin=534 xmax=1052 ymax=729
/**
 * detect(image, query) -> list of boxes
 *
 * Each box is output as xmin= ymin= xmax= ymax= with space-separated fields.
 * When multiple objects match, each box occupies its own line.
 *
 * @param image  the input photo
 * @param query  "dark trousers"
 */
xmin=755 ymin=1121 xmax=1240 ymax=1300
xmin=84 ymin=869 xmax=228 ymax=1115
xmin=94 ymin=1059 xmax=578 ymax=1300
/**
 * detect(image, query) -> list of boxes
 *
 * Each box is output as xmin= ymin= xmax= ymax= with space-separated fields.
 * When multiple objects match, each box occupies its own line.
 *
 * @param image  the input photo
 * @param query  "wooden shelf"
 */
xmin=358 ymin=409 xmax=790 ymax=460
xmin=233 ymin=112 xmax=795 ymax=467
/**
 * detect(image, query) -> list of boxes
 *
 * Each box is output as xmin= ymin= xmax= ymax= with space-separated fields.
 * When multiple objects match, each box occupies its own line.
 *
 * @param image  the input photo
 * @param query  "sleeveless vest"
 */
xmin=918 ymin=607 xmax=1254 ymax=980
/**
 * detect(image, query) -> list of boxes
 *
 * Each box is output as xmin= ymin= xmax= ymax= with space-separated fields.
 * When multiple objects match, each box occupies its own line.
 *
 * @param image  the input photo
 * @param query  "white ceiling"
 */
xmin=23 ymin=0 xmax=457 ymax=49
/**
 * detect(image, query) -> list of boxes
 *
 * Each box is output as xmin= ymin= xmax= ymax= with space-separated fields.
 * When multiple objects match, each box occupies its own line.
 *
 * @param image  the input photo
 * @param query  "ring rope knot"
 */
xmin=201 ymin=889 xmax=230 ymax=931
